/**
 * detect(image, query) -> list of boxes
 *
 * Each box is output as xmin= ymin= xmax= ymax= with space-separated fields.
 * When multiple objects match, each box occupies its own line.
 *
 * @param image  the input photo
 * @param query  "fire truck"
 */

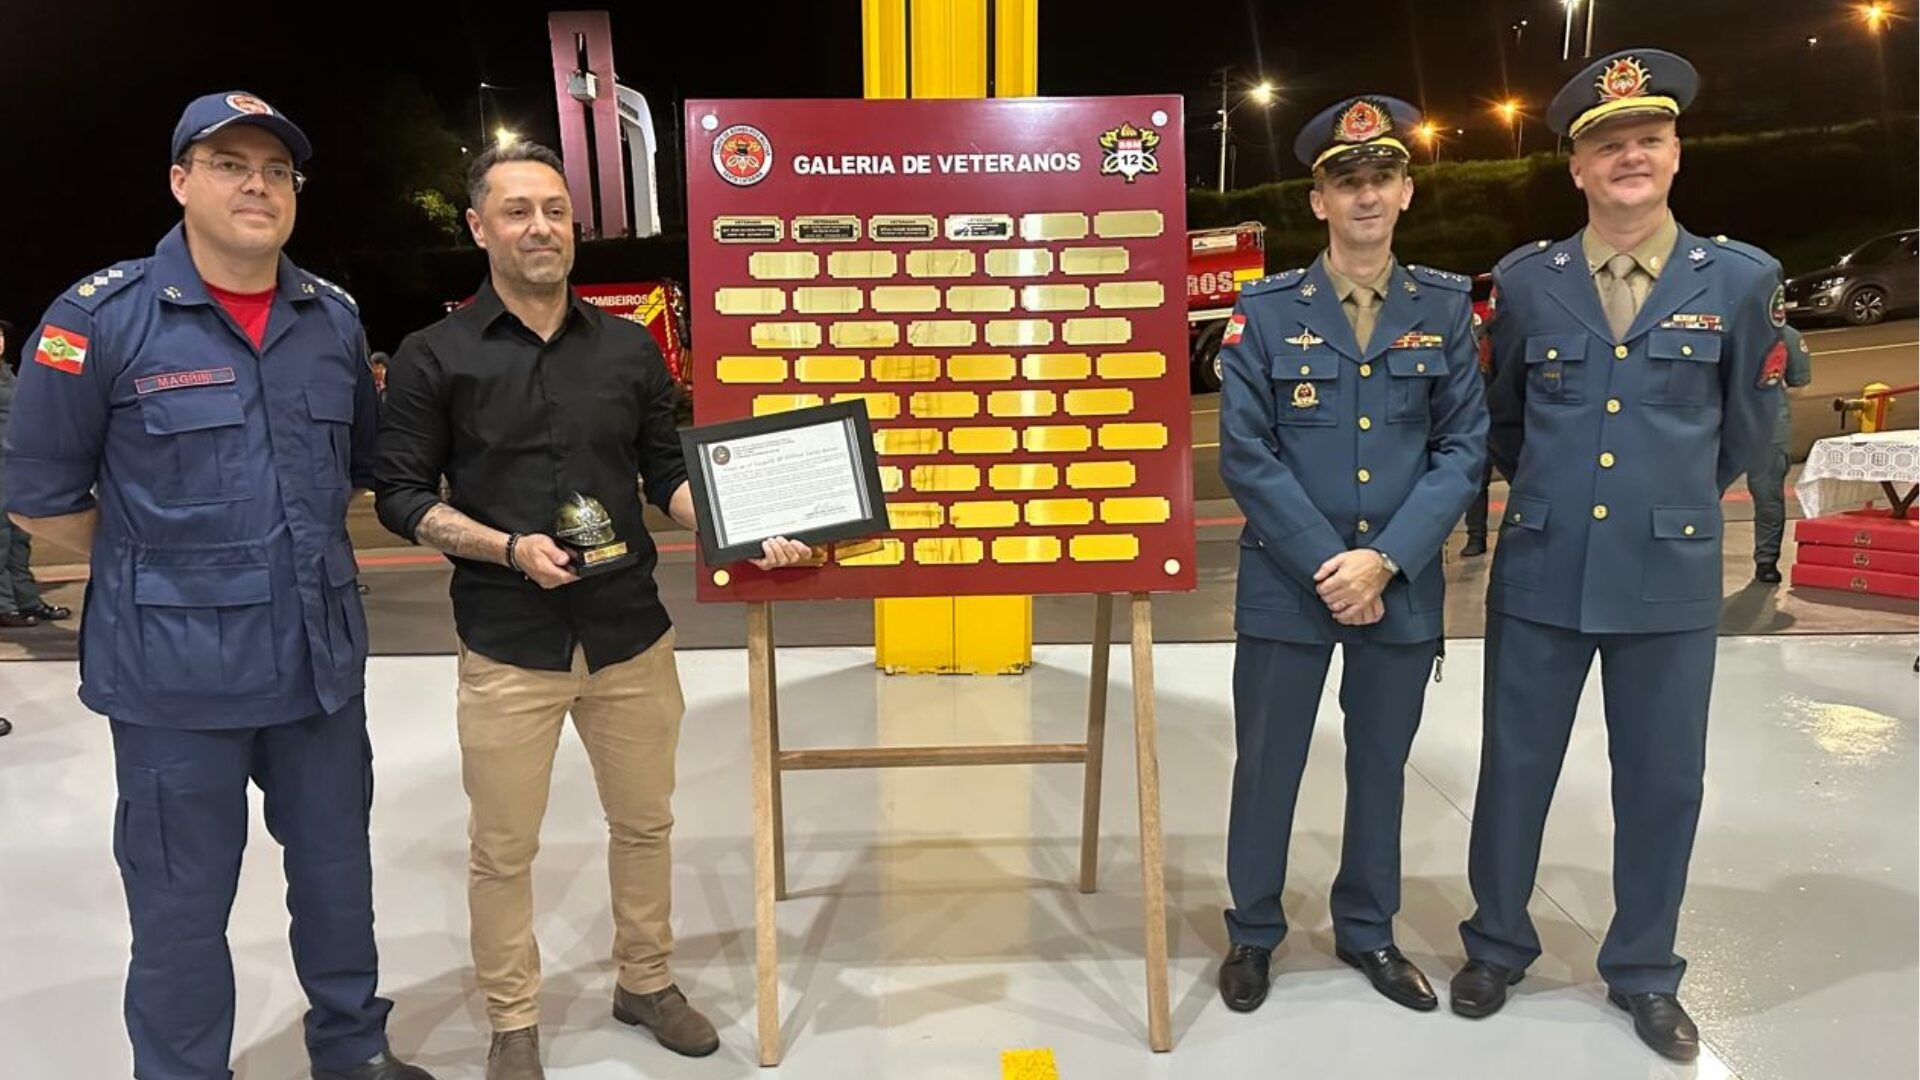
xmin=1186 ymin=221 xmax=1267 ymax=392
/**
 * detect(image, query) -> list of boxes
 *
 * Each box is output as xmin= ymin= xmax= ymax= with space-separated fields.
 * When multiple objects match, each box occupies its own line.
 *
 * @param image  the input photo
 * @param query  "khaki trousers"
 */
xmin=455 ymin=631 xmax=685 ymax=1032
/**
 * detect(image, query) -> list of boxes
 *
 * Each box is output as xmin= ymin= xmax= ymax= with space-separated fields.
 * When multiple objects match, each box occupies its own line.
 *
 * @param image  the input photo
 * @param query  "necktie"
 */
xmin=1602 ymin=252 xmax=1643 ymax=342
xmin=1351 ymin=285 xmax=1380 ymax=352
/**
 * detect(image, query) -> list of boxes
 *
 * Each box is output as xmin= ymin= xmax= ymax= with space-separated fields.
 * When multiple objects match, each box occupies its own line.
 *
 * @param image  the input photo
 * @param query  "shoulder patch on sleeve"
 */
xmin=65 ymin=260 xmax=146 ymax=314
xmin=1709 ymin=234 xmax=1777 ymax=268
xmin=306 ymin=273 xmax=359 ymax=312
xmin=1240 ymin=267 xmax=1306 ymax=297
xmin=1494 ymin=241 xmax=1553 ymax=274
xmin=1409 ymin=264 xmax=1472 ymax=292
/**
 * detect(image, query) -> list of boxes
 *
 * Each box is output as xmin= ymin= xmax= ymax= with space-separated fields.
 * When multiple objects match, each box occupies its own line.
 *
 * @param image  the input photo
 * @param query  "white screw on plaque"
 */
xmin=701 ymin=114 xmax=719 ymax=132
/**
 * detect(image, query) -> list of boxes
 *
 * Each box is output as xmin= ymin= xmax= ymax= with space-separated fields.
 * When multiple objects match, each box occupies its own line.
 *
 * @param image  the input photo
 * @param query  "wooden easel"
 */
xmin=744 ymin=592 xmax=1172 ymax=1066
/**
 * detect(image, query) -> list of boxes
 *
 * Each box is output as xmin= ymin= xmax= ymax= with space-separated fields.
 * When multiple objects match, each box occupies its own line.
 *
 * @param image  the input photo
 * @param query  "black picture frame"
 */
xmin=679 ymin=400 xmax=891 ymax=566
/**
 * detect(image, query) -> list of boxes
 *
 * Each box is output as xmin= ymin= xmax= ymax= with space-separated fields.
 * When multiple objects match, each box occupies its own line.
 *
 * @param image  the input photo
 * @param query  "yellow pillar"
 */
xmin=865 ymin=0 xmax=1039 ymax=674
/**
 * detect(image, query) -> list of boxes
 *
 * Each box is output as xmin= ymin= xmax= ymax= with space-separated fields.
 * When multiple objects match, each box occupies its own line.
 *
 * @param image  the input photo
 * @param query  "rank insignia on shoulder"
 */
xmin=1283 ymin=329 xmax=1326 ymax=350
xmin=1659 ymin=314 xmax=1723 ymax=332
xmin=1389 ymin=332 xmax=1446 ymax=349
xmin=1291 ymin=382 xmax=1320 ymax=409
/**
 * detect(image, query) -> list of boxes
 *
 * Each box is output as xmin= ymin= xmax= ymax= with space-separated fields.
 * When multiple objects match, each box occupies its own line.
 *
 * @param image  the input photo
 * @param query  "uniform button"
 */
xmin=1599 ymin=451 xmax=1616 ymax=468
xmin=1681 ymin=345 xmax=1694 ymax=356
xmin=1357 ymin=469 xmax=1372 ymax=483
xmin=1510 ymin=511 xmax=1523 ymax=523
xmin=1606 ymin=398 xmax=1622 ymax=414
xmin=1614 ymin=345 xmax=1629 ymax=359
xmin=1593 ymin=504 xmax=1609 ymax=520
xmin=1416 ymin=362 xmax=1427 ymax=373
xmin=1359 ymin=363 xmax=1373 ymax=378
xmin=1684 ymin=524 xmax=1697 ymax=536
xmin=1546 ymin=348 xmax=1559 ymax=360
xmin=1357 ymin=519 xmax=1371 ymax=533
xmin=1300 ymin=364 xmax=1312 ymax=375
xmin=1358 ymin=416 xmax=1373 ymax=431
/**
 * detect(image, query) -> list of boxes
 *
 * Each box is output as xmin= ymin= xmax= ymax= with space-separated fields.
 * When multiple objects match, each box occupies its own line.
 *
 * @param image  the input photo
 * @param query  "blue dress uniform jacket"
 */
xmin=1219 ymin=260 xmax=1488 ymax=643
xmin=1 ymin=224 xmax=380 ymax=728
xmin=1483 ymin=227 xmax=1784 ymax=633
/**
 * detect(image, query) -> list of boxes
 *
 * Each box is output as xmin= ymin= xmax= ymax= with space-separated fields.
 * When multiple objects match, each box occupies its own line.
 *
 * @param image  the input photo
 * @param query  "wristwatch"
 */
xmin=1375 ymin=550 xmax=1401 ymax=578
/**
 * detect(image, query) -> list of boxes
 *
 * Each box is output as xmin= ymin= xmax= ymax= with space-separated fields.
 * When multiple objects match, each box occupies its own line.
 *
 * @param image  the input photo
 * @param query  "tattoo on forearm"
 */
xmin=416 ymin=504 xmax=508 ymax=566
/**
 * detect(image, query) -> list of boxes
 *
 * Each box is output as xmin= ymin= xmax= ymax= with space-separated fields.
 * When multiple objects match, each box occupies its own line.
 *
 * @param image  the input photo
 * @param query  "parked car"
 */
xmin=1783 ymin=228 xmax=1918 ymax=326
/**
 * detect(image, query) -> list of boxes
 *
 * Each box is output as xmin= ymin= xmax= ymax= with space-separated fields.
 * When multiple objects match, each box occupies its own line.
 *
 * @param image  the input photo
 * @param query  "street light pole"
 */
xmin=1562 ymin=0 xmax=1577 ymax=60
xmin=1583 ymin=0 xmax=1597 ymax=58
xmin=1217 ymin=66 xmax=1231 ymax=194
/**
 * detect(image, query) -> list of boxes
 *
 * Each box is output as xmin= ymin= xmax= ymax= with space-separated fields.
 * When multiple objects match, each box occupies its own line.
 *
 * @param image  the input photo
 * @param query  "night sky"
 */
xmin=2 ymin=0 xmax=1913 ymax=333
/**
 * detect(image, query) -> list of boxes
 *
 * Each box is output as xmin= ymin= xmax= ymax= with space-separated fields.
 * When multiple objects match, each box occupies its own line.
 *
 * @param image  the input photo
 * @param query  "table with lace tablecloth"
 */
xmin=1793 ymin=430 xmax=1920 ymax=520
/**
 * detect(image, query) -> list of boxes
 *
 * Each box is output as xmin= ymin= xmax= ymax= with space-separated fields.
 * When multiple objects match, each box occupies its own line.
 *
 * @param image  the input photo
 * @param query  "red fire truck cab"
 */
xmin=1186 ymin=221 xmax=1267 ymax=392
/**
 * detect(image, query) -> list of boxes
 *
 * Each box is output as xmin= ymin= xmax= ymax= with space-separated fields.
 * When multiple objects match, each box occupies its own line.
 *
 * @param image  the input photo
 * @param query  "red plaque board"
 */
xmin=685 ymin=96 xmax=1193 ymax=603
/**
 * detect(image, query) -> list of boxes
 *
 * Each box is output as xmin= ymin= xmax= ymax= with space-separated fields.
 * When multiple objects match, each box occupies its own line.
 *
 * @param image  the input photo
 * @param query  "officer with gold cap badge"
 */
xmin=1216 ymin=94 xmax=1487 ymax=1015
xmin=1452 ymin=49 xmax=1786 ymax=1061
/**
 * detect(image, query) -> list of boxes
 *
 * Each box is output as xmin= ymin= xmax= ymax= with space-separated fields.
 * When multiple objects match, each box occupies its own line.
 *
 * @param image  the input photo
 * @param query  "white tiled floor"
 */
xmin=1 ymin=635 xmax=1914 ymax=1079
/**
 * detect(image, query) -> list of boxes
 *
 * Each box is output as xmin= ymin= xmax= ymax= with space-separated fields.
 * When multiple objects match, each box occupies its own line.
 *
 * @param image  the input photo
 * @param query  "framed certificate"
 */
xmin=681 ymin=401 xmax=891 ymax=565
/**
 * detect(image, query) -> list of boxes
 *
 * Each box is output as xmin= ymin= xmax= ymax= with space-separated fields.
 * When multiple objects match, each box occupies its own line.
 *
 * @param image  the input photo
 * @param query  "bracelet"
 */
xmin=504 ymin=532 xmax=525 ymax=578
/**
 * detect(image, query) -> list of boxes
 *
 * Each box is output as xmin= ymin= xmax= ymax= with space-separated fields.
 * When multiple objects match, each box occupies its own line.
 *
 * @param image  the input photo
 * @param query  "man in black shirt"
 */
xmin=375 ymin=142 xmax=807 ymax=1080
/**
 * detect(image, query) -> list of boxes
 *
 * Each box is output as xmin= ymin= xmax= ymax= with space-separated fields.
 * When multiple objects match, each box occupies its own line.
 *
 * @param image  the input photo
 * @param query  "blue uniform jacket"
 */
xmin=1484 ymin=226 xmax=1785 ymax=634
xmin=1219 ymin=259 xmax=1489 ymax=644
xmin=1 ymin=225 xmax=380 ymax=727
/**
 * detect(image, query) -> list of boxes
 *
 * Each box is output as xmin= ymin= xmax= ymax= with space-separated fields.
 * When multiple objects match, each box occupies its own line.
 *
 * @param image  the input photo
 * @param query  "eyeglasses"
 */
xmin=186 ymin=156 xmax=307 ymax=193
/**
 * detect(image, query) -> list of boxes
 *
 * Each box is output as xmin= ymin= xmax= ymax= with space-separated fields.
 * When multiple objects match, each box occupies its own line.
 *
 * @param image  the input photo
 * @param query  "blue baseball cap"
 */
xmin=170 ymin=91 xmax=312 ymax=166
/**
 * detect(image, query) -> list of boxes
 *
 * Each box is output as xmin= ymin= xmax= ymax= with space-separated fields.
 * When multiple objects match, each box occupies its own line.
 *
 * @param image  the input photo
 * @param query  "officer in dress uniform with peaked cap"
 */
xmin=1 ymin=92 xmax=433 ymax=1080
xmin=1450 ymin=50 xmax=1787 ymax=1062
xmin=1216 ymin=94 xmax=1487 ymax=1016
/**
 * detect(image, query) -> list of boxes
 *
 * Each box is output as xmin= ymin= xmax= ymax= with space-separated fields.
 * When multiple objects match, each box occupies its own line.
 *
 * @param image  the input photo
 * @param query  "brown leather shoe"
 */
xmin=613 ymin=984 xmax=720 ymax=1057
xmin=485 ymin=1027 xmax=543 ymax=1080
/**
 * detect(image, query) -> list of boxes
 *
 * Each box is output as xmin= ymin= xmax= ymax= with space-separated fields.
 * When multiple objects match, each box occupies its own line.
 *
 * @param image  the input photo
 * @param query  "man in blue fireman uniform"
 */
xmin=1 ymin=93 xmax=433 ymax=1080
xmin=1748 ymin=326 xmax=1814 ymax=583
xmin=1217 ymin=95 xmax=1487 ymax=1015
xmin=1452 ymin=50 xmax=1786 ymax=1062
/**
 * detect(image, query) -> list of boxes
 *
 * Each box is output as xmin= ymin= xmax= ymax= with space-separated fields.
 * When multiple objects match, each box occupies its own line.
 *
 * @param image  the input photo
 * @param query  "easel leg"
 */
xmin=747 ymin=603 xmax=782 ymax=1066
xmin=766 ymin=607 xmax=788 ymax=901
xmin=1129 ymin=593 xmax=1172 ymax=1052
xmin=1079 ymin=593 xmax=1115 ymax=893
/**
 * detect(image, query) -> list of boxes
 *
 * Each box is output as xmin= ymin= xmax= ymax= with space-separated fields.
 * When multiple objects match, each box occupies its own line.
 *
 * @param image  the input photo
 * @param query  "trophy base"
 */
xmin=570 ymin=542 xmax=636 ymax=577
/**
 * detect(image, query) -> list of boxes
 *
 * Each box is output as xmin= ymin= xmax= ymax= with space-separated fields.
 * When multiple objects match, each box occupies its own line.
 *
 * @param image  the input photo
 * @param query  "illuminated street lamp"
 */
xmin=494 ymin=126 xmax=519 ymax=149
xmin=1495 ymin=100 xmax=1524 ymax=158
xmin=1862 ymin=2 xmax=1891 ymax=31
xmin=1213 ymin=69 xmax=1277 ymax=192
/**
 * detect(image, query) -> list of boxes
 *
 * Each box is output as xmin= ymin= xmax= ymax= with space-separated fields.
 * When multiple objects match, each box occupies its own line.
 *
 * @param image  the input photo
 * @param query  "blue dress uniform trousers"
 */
xmin=111 ymin=699 xmax=390 ymax=1079
xmin=2 ymin=225 xmax=389 ymax=1078
xmin=1461 ymin=615 xmax=1716 ymax=994
xmin=1226 ymin=636 xmax=1439 ymax=951
xmin=1463 ymin=225 xmax=1785 ymax=995
xmin=1218 ymin=258 xmax=1488 ymax=952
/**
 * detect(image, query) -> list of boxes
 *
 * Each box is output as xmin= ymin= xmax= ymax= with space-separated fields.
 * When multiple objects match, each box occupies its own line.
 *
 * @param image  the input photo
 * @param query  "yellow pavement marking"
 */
xmin=1001 ymin=1048 xmax=1061 ymax=1080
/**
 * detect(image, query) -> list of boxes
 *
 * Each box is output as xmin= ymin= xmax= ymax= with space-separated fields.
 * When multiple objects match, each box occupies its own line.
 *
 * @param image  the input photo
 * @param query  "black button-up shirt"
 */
xmin=374 ymin=280 xmax=688 ymax=672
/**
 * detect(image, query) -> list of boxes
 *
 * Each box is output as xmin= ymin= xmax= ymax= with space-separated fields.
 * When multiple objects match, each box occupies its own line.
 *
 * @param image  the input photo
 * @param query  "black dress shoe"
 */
xmin=1336 ymin=945 xmax=1437 ymax=1011
xmin=1449 ymin=959 xmax=1523 ymax=1019
xmin=311 ymin=1049 xmax=436 ymax=1080
xmin=1608 ymin=990 xmax=1700 ymax=1062
xmin=1754 ymin=561 xmax=1782 ymax=584
xmin=0 ymin=610 xmax=40 ymax=629
xmin=19 ymin=601 xmax=71 ymax=621
xmin=1218 ymin=944 xmax=1272 ymax=1013
xmin=0 ymin=718 xmax=12 ymax=737
xmin=1460 ymin=536 xmax=1488 ymax=557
